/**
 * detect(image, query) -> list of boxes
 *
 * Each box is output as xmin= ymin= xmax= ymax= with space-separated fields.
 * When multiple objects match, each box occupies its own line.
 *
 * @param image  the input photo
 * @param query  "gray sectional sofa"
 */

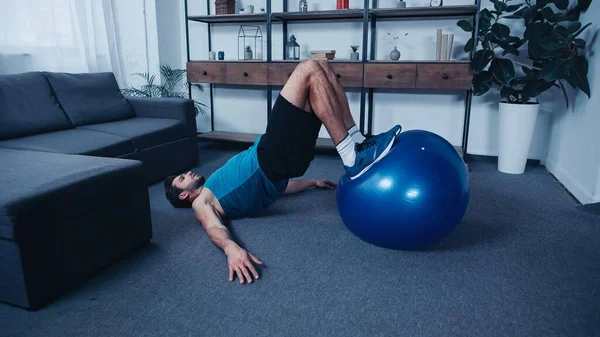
xmin=0 ymin=71 xmax=199 ymax=309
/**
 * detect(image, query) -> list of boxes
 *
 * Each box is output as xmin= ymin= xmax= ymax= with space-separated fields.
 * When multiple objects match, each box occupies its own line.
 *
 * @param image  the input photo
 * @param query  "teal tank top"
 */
xmin=203 ymin=136 xmax=288 ymax=219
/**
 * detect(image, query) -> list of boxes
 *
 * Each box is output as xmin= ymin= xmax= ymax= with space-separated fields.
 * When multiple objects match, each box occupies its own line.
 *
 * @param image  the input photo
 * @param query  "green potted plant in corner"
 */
xmin=121 ymin=64 xmax=208 ymax=116
xmin=350 ymin=45 xmax=360 ymax=60
xmin=457 ymin=0 xmax=592 ymax=174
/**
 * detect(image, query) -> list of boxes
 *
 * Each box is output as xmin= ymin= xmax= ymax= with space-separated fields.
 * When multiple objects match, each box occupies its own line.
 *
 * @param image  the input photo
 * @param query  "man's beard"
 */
xmin=192 ymin=176 xmax=205 ymax=189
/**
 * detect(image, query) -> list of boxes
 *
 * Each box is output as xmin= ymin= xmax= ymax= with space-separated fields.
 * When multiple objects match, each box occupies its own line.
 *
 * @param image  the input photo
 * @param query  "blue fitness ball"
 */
xmin=336 ymin=130 xmax=470 ymax=249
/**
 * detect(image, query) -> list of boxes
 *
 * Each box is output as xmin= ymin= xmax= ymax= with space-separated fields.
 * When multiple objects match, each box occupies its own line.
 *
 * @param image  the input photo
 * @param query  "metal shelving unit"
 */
xmin=184 ymin=0 xmax=481 ymax=154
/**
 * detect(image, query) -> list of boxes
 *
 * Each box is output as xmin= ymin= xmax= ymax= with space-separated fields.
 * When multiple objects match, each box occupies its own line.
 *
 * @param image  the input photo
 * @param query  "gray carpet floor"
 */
xmin=2 ymin=141 xmax=599 ymax=337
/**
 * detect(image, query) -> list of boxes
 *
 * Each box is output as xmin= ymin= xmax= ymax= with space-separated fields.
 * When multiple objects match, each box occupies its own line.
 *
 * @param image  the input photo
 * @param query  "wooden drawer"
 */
xmin=268 ymin=63 xmax=298 ymax=86
xmin=329 ymin=63 xmax=363 ymax=87
xmin=187 ymin=62 xmax=226 ymax=84
xmin=363 ymin=64 xmax=416 ymax=88
xmin=225 ymin=63 xmax=268 ymax=85
xmin=416 ymin=64 xmax=472 ymax=89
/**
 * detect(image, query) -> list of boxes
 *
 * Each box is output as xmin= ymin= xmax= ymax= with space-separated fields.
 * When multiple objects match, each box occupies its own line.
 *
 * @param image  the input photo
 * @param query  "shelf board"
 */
xmin=272 ymin=60 xmax=362 ymax=63
xmin=271 ymin=9 xmax=365 ymax=21
xmin=188 ymin=60 xmax=267 ymax=63
xmin=367 ymin=60 xmax=470 ymax=64
xmin=188 ymin=13 xmax=267 ymax=23
xmin=370 ymin=5 xmax=478 ymax=18
xmin=198 ymin=131 xmax=335 ymax=150
xmin=198 ymin=131 xmax=464 ymax=157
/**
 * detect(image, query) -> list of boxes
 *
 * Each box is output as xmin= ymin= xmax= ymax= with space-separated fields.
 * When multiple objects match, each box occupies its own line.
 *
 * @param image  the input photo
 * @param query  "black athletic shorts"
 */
xmin=257 ymin=94 xmax=322 ymax=182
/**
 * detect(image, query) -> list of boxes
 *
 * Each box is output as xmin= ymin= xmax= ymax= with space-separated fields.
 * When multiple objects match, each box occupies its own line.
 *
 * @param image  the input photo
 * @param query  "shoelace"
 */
xmin=355 ymin=140 xmax=376 ymax=152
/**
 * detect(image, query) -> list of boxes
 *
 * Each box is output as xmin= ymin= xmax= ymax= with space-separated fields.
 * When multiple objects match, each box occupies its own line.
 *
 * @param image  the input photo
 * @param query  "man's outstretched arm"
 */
xmin=284 ymin=179 xmax=337 ymax=194
xmin=195 ymin=204 xmax=262 ymax=284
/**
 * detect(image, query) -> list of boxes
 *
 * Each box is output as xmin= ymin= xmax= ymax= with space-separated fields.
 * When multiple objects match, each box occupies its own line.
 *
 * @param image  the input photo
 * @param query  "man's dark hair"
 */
xmin=164 ymin=175 xmax=192 ymax=208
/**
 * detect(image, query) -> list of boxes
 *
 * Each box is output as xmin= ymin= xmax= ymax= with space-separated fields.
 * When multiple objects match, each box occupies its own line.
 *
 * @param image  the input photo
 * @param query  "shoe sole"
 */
xmin=349 ymin=127 xmax=401 ymax=180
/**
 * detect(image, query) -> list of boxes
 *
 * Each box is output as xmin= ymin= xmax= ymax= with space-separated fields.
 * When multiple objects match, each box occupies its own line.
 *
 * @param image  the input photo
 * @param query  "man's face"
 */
xmin=172 ymin=171 xmax=206 ymax=192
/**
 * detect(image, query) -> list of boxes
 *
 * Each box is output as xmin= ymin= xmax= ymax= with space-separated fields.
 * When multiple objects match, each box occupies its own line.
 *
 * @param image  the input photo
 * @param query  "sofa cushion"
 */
xmin=0 ymin=128 xmax=135 ymax=157
xmin=79 ymin=117 xmax=187 ymax=151
xmin=0 ymin=148 xmax=145 ymax=241
xmin=0 ymin=72 xmax=73 ymax=140
xmin=44 ymin=72 xmax=135 ymax=126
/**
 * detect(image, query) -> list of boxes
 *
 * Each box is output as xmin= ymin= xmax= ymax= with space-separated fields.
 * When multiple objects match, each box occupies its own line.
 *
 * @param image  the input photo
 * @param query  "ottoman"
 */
xmin=0 ymin=148 xmax=153 ymax=309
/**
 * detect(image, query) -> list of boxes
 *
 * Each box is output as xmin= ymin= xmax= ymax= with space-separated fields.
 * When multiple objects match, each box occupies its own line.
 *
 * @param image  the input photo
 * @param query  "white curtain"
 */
xmin=0 ymin=0 xmax=126 ymax=86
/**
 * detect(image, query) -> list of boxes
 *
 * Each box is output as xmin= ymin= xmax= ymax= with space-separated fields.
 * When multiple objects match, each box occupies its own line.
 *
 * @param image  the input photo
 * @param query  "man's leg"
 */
xmin=280 ymin=60 xmax=348 ymax=145
xmin=280 ymin=60 xmax=400 ymax=180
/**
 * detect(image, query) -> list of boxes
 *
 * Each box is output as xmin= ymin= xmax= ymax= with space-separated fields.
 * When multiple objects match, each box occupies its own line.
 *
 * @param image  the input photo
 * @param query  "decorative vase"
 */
xmin=497 ymin=102 xmax=540 ymax=174
xmin=390 ymin=47 xmax=401 ymax=60
xmin=245 ymin=50 xmax=253 ymax=60
xmin=299 ymin=0 xmax=307 ymax=12
xmin=350 ymin=52 xmax=359 ymax=60
xmin=398 ymin=0 xmax=406 ymax=7
xmin=247 ymin=5 xmax=254 ymax=13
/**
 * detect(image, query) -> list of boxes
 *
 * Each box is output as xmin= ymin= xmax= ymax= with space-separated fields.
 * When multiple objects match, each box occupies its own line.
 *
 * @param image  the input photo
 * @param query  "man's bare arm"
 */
xmin=195 ymin=204 xmax=262 ymax=284
xmin=284 ymin=179 xmax=337 ymax=194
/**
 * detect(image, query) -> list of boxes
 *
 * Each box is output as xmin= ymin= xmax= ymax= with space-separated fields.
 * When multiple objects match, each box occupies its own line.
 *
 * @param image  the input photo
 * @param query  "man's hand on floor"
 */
xmin=313 ymin=179 xmax=337 ymax=190
xmin=224 ymin=243 xmax=263 ymax=284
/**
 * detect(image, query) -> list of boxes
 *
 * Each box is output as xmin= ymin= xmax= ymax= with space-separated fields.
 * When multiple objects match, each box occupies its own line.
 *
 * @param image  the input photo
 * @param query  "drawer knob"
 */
xmin=386 ymin=74 xmax=393 ymax=79
xmin=243 ymin=72 xmax=249 ymax=77
xmin=442 ymin=73 xmax=449 ymax=80
xmin=202 ymin=71 xmax=207 ymax=76
xmin=287 ymin=72 xmax=292 ymax=77
xmin=335 ymin=73 xmax=341 ymax=79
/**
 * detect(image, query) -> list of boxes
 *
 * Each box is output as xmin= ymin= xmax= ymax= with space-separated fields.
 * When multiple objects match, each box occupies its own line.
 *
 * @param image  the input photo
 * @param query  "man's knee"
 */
xmin=297 ymin=60 xmax=326 ymax=84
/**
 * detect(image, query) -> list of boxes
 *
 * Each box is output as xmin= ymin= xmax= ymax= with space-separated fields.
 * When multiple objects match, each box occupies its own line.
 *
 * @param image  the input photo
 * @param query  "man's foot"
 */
xmin=344 ymin=125 xmax=402 ymax=180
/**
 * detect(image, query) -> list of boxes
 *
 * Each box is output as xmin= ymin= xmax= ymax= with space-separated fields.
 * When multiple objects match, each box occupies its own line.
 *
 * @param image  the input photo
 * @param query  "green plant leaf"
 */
xmin=572 ymin=22 xmax=592 ymax=38
xmin=472 ymin=71 xmax=493 ymax=95
xmin=557 ymin=80 xmax=569 ymax=108
xmin=494 ymin=1 xmax=509 ymax=12
xmin=578 ymin=0 xmax=592 ymax=11
xmin=492 ymin=23 xmax=511 ymax=41
xmin=490 ymin=58 xmax=515 ymax=84
xmin=539 ymin=35 xmax=567 ymax=51
xmin=566 ymin=56 xmax=591 ymax=97
xmin=479 ymin=17 xmax=492 ymax=31
xmin=472 ymin=49 xmax=494 ymax=74
xmin=573 ymin=38 xmax=586 ymax=48
xmin=500 ymin=86 xmax=516 ymax=98
xmin=497 ymin=40 xmax=520 ymax=56
xmin=480 ymin=8 xmax=493 ymax=21
xmin=540 ymin=58 xmax=570 ymax=81
xmin=542 ymin=7 xmax=568 ymax=22
xmin=457 ymin=19 xmax=473 ymax=32
xmin=507 ymin=36 xmax=521 ymax=43
xmin=521 ymin=80 xmax=553 ymax=102
xmin=553 ymin=25 xmax=569 ymax=39
xmin=503 ymin=6 xmax=529 ymax=19
xmin=568 ymin=22 xmax=582 ymax=34
xmin=525 ymin=22 xmax=552 ymax=40
xmin=536 ymin=0 xmax=551 ymax=9
xmin=512 ymin=38 xmax=528 ymax=50
xmin=553 ymin=0 xmax=569 ymax=10
xmin=506 ymin=4 xmax=523 ymax=12
xmin=464 ymin=37 xmax=475 ymax=53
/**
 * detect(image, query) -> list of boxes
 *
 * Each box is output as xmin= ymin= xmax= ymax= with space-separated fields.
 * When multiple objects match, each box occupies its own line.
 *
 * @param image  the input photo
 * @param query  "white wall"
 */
xmin=544 ymin=2 xmax=600 ymax=204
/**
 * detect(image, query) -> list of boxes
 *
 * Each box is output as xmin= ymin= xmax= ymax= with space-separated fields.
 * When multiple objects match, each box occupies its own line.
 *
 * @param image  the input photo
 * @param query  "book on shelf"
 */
xmin=310 ymin=50 xmax=336 ymax=60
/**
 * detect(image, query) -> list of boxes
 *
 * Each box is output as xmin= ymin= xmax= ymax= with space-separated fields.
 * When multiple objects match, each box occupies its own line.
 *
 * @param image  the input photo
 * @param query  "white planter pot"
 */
xmin=498 ymin=101 xmax=540 ymax=174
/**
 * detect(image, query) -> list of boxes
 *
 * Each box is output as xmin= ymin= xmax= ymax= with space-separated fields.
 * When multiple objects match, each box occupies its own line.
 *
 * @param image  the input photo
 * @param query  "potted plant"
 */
xmin=245 ymin=45 xmax=253 ymax=60
xmin=350 ymin=45 xmax=360 ymax=60
xmin=239 ymin=7 xmax=245 ymax=13
xmin=457 ymin=0 xmax=592 ymax=174
xmin=121 ymin=64 xmax=208 ymax=116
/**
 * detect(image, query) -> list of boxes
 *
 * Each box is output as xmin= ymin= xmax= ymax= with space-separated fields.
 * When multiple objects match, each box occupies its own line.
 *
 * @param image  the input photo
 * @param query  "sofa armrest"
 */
xmin=127 ymin=97 xmax=197 ymax=143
